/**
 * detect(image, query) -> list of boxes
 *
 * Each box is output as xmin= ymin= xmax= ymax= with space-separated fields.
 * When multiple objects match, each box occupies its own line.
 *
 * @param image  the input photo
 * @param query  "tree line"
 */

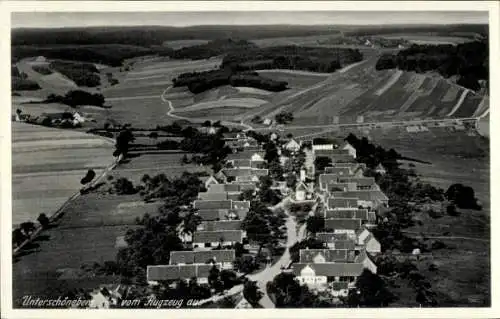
xmin=49 ymin=60 xmax=101 ymax=87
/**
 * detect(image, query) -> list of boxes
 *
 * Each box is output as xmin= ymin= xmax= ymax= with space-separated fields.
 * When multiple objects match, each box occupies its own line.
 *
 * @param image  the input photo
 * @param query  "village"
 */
xmin=87 ymin=125 xmax=392 ymax=308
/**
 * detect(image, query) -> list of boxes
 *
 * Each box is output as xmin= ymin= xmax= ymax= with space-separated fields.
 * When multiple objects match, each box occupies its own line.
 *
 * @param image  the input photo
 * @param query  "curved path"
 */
xmin=160 ymin=86 xmax=253 ymax=131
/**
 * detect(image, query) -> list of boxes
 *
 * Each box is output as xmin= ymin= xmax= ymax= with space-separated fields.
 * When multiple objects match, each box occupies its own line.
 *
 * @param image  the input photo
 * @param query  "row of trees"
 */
xmin=172 ymin=68 xmax=288 ymax=94
xmin=12 ymin=213 xmax=50 ymax=248
xmin=45 ymin=90 xmax=106 ymax=107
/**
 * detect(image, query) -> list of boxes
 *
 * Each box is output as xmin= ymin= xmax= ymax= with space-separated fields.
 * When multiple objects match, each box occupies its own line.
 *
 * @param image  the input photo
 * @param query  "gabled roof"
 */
xmin=293 ymin=263 xmax=364 ymax=277
xmin=227 ymin=151 xmax=265 ymax=161
xmin=227 ymin=192 xmax=242 ymax=201
xmin=328 ymin=163 xmax=366 ymax=170
xmin=194 ymin=200 xmax=232 ymax=210
xmin=221 ymin=168 xmax=268 ymax=178
xmin=316 ymin=232 xmax=352 ymax=242
xmin=314 ymin=149 xmax=350 ymax=157
xmin=208 ymin=183 xmax=241 ymax=193
xmin=235 ymin=175 xmax=259 ymax=183
xmin=330 ymin=191 xmax=389 ymax=202
xmin=147 ymin=263 xmax=220 ymax=281
xmin=324 ymin=209 xmax=369 ymax=220
xmin=196 ymin=209 xmax=226 ymax=221
xmin=170 ymin=250 xmax=236 ymax=265
xmin=324 ymin=218 xmax=362 ymax=231
xmin=296 ymin=181 xmax=310 ymax=192
xmin=327 ymin=197 xmax=359 ymax=209
xmin=319 ymin=173 xmax=352 ymax=188
xmin=193 ymin=230 xmax=244 ymax=243
xmin=198 ymin=192 xmax=229 ymax=201
xmin=230 ymin=159 xmax=252 ymax=168
xmin=337 ymin=177 xmax=376 ymax=188
xmin=284 ymin=139 xmax=300 ymax=148
xmin=200 ymin=220 xmax=242 ymax=231
xmin=299 ymin=249 xmax=355 ymax=263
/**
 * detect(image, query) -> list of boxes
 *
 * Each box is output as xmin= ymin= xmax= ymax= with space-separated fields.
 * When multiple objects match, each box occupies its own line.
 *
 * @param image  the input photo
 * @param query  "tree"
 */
xmin=80 ymin=169 xmax=96 ymax=185
xmin=345 ymin=269 xmax=397 ymax=307
xmin=20 ymin=221 xmax=36 ymax=235
xmin=115 ymin=128 xmax=135 ymax=158
xmin=445 ymin=183 xmax=481 ymax=210
xmin=306 ymin=215 xmax=325 ymax=234
xmin=314 ymin=156 xmax=332 ymax=172
xmin=267 ymin=273 xmax=317 ymax=307
xmin=286 ymin=173 xmax=297 ymax=188
xmin=113 ymin=177 xmax=137 ymax=195
xmin=234 ymin=255 xmax=257 ymax=274
xmin=202 ymin=120 xmax=211 ymax=127
xmin=243 ymin=280 xmax=263 ymax=306
xmin=37 ymin=213 xmax=50 ymax=228
xmin=13 ymin=228 xmax=27 ymax=247
xmin=148 ymin=132 xmax=159 ymax=139
xmin=275 ymin=111 xmax=294 ymax=124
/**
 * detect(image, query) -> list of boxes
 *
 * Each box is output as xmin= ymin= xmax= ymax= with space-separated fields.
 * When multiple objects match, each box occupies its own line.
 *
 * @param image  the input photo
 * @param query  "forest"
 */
xmin=375 ymin=40 xmax=488 ymax=91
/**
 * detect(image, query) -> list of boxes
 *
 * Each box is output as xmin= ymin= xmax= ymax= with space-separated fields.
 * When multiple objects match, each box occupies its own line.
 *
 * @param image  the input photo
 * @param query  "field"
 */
xmin=241 ymin=57 xmax=488 ymax=126
xmin=12 ymin=122 xmax=115 ymax=226
xmin=162 ymin=39 xmax=210 ymax=49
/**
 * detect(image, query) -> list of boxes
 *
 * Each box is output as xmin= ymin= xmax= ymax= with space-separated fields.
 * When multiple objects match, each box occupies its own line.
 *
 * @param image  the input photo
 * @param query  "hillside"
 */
xmin=236 ymin=57 xmax=489 ymax=125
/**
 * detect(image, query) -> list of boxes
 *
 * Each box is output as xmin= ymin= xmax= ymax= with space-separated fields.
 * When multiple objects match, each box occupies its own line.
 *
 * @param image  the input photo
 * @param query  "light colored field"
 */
xmin=162 ymin=39 xmax=210 ymax=49
xmin=251 ymin=34 xmax=342 ymax=47
xmin=257 ymin=69 xmax=332 ymax=77
xmin=234 ymin=87 xmax=273 ymax=96
xmin=174 ymin=97 xmax=268 ymax=113
xmin=12 ymin=122 xmax=114 ymax=226
xmin=375 ymin=70 xmax=403 ymax=96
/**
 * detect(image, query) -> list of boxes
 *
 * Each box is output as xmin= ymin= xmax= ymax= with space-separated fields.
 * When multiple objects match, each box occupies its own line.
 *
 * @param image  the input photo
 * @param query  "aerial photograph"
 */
xmin=10 ymin=9 xmax=490 ymax=309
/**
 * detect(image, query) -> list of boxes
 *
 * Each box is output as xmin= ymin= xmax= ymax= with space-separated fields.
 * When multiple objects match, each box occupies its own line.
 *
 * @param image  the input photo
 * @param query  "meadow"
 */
xmin=12 ymin=122 xmax=114 ymax=226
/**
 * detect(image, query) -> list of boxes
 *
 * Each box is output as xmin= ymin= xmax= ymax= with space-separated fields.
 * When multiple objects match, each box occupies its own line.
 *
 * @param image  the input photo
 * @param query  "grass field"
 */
xmin=381 ymin=33 xmax=474 ymax=45
xmin=162 ymin=39 xmax=210 ymax=49
xmin=12 ymin=122 xmax=114 ymax=226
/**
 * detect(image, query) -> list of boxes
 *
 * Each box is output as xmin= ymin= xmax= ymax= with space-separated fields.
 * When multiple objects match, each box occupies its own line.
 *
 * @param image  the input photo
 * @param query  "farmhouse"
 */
xmin=147 ymin=263 xmax=219 ymax=285
xmin=324 ymin=218 xmax=362 ymax=232
xmin=336 ymin=177 xmax=379 ymax=190
xmin=319 ymin=172 xmax=355 ymax=190
xmin=193 ymin=200 xmax=232 ymax=210
xmin=221 ymin=168 xmax=269 ymax=178
xmin=227 ymin=151 xmax=265 ymax=162
xmin=201 ymin=175 xmax=219 ymax=189
xmin=198 ymin=220 xmax=242 ymax=232
xmin=330 ymin=191 xmax=389 ymax=209
xmin=195 ymin=209 xmax=227 ymax=221
xmin=169 ymin=250 xmax=236 ymax=269
xmin=324 ymin=209 xmax=369 ymax=221
xmin=192 ymin=230 xmax=245 ymax=249
xmin=207 ymin=183 xmax=240 ymax=193
xmin=294 ymin=182 xmax=314 ymax=201
xmin=327 ymin=182 xmax=357 ymax=192
xmin=316 ymin=233 xmax=357 ymax=250
xmin=284 ymin=139 xmax=301 ymax=152
xmin=299 ymin=249 xmax=355 ymax=263
xmin=292 ymin=263 xmax=364 ymax=293
xmin=198 ymin=192 xmax=233 ymax=201
xmin=327 ymin=197 xmax=359 ymax=210
xmin=357 ymin=228 xmax=382 ymax=254
xmin=340 ymin=142 xmax=357 ymax=158
xmin=228 ymin=159 xmax=252 ymax=168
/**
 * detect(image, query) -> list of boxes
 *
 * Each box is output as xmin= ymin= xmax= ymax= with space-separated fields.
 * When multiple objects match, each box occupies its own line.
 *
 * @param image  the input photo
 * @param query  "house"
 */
xmin=147 ymin=263 xmax=219 ymax=285
xmin=292 ymin=263 xmax=364 ymax=292
xmin=89 ymin=285 xmax=126 ymax=309
xmin=221 ymin=168 xmax=268 ymax=178
xmin=229 ymin=159 xmax=252 ymax=168
xmin=198 ymin=220 xmax=242 ymax=232
xmin=340 ymin=142 xmax=357 ymax=159
xmin=324 ymin=209 xmax=369 ymax=221
xmin=327 ymin=182 xmax=357 ymax=192
xmin=299 ymin=249 xmax=356 ymax=263
xmin=326 ymin=163 xmax=366 ymax=176
xmin=202 ymin=175 xmax=220 ymax=189
xmin=330 ymin=191 xmax=389 ymax=209
xmin=330 ymin=154 xmax=356 ymax=164
xmin=198 ymin=192 xmax=231 ymax=201
xmin=169 ymin=250 xmax=236 ymax=269
xmin=234 ymin=294 xmax=254 ymax=309
xmin=208 ymin=183 xmax=240 ymax=193
xmin=72 ymin=112 xmax=86 ymax=125
xmin=324 ymin=218 xmax=362 ymax=232
xmin=295 ymin=181 xmax=313 ymax=201
xmin=375 ymin=163 xmax=386 ymax=175
xmin=192 ymin=230 xmax=245 ymax=249
xmin=193 ymin=200 xmax=232 ymax=210
xmin=195 ymin=209 xmax=227 ymax=221
xmin=235 ymin=175 xmax=260 ymax=183
xmin=327 ymin=197 xmax=359 ymax=210
xmin=314 ymin=149 xmax=350 ymax=158
xmin=312 ymin=139 xmax=334 ymax=151
xmin=319 ymin=172 xmax=354 ymax=190
xmin=357 ymin=228 xmax=381 ymax=254
xmin=316 ymin=233 xmax=356 ymax=250
xmin=284 ymin=139 xmax=301 ymax=152
xmin=227 ymin=151 xmax=265 ymax=162
xmin=263 ymin=118 xmax=272 ymax=126
xmin=336 ymin=177 xmax=379 ymax=191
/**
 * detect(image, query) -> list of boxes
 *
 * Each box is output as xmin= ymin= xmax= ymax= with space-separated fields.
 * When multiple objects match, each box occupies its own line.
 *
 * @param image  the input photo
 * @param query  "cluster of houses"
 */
xmin=144 ymin=131 xmax=388 ymax=301
xmin=288 ymin=137 xmax=386 ymax=298
xmin=147 ymin=132 xmax=271 ymax=285
xmin=12 ymin=108 xmax=88 ymax=127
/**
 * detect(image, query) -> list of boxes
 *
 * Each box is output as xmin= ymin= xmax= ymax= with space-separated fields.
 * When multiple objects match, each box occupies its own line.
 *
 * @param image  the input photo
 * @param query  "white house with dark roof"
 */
xmin=284 ymin=139 xmax=301 ymax=152
xmin=169 ymin=250 xmax=236 ymax=269
xmin=292 ymin=263 xmax=364 ymax=293
xmin=340 ymin=142 xmax=357 ymax=159
xmin=356 ymin=228 xmax=381 ymax=253
xmin=192 ymin=230 xmax=245 ymax=249
xmin=330 ymin=191 xmax=389 ymax=209
xmin=147 ymin=263 xmax=220 ymax=285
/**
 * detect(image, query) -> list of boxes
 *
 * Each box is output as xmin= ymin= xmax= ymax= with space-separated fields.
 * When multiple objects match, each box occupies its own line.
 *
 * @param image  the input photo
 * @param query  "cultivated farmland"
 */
xmin=12 ymin=122 xmax=114 ymax=226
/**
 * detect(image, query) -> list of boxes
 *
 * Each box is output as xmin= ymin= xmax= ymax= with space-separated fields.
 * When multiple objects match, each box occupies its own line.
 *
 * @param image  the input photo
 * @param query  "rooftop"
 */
xmin=293 ymin=263 xmax=365 ymax=277
xmin=170 ymin=250 xmax=236 ymax=265
xmin=147 ymin=263 xmax=219 ymax=281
